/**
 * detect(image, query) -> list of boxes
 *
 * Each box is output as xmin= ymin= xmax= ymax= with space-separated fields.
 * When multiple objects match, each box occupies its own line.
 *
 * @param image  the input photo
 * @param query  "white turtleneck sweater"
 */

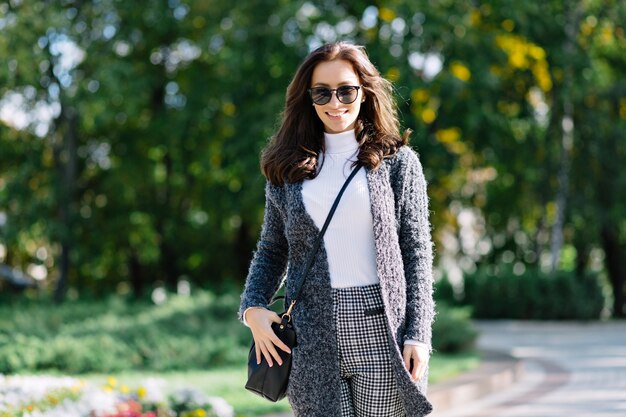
xmin=243 ymin=129 xmax=427 ymax=349
xmin=301 ymin=129 xmax=379 ymax=288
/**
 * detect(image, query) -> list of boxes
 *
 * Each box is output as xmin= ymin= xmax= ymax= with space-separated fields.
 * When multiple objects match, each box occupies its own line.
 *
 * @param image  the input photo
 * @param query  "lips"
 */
xmin=326 ymin=110 xmax=348 ymax=120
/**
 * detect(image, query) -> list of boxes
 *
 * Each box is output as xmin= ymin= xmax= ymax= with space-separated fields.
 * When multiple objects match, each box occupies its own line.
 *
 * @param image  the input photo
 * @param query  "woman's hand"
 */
xmin=403 ymin=344 xmax=430 ymax=382
xmin=245 ymin=307 xmax=292 ymax=367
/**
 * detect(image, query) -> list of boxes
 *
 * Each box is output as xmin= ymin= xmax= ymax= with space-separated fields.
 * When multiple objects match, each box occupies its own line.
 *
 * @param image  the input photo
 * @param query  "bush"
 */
xmin=0 ymin=290 xmax=250 ymax=374
xmin=0 ymin=288 xmax=476 ymax=374
xmin=432 ymin=304 xmax=478 ymax=353
xmin=458 ymin=266 xmax=606 ymax=320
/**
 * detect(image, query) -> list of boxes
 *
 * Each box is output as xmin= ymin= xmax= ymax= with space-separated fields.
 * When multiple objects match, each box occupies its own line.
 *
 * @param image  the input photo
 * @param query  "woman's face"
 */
xmin=310 ymin=59 xmax=364 ymax=134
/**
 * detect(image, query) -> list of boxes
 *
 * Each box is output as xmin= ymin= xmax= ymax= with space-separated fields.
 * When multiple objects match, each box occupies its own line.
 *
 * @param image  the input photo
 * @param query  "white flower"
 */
xmin=172 ymin=387 xmax=210 ymax=405
xmin=139 ymin=377 xmax=168 ymax=403
xmin=0 ymin=374 xmax=235 ymax=417
xmin=208 ymin=396 xmax=235 ymax=417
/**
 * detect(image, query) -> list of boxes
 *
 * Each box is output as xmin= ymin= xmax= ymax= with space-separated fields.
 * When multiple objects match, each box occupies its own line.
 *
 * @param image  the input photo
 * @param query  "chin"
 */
xmin=325 ymin=120 xmax=356 ymax=133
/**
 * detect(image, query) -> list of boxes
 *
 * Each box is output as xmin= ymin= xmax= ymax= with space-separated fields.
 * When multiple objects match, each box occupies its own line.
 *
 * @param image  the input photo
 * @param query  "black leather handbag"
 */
xmin=245 ymin=163 xmax=362 ymax=402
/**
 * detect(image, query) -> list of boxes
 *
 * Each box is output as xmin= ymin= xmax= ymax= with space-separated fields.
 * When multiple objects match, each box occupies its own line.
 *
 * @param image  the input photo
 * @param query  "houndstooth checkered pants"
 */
xmin=331 ymin=283 xmax=405 ymax=417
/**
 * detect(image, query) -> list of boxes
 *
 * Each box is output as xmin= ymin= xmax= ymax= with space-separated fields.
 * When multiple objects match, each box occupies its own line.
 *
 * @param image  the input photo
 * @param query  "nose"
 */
xmin=327 ymin=92 xmax=342 ymax=106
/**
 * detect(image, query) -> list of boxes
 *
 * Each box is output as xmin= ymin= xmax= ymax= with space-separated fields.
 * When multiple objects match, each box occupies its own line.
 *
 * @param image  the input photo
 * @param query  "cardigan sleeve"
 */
xmin=237 ymin=182 xmax=289 ymax=324
xmin=395 ymin=148 xmax=436 ymax=352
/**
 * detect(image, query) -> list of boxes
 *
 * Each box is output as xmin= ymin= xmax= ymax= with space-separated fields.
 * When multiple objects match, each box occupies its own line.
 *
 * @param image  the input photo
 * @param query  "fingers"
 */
xmin=255 ymin=343 xmax=261 ymax=366
xmin=258 ymin=340 xmax=274 ymax=367
xmin=270 ymin=334 xmax=292 ymax=354
xmin=413 ymin=358 xmax=426 ymax=381
xmin=403 ymin=345 xmax=429 ymax=382
xmin=402 ymin=348 xmax=412 ymax=375
xmin=251 ymin=311 xmax=292 ymax=366
xmin=265 ymin=339 xmax=284 ymax=366
xmin=258 ymin=338 xmax=288 ymax=367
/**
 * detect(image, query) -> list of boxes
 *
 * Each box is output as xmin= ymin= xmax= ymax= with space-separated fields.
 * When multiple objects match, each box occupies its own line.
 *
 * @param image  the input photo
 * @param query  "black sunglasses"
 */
xmin=308 ymin=85 xmax=361 ymax=105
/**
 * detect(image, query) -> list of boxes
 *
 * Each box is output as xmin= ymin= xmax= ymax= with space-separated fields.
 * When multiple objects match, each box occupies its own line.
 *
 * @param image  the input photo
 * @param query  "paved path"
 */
xmin=433 ymin=320 xmax=626 ymax=417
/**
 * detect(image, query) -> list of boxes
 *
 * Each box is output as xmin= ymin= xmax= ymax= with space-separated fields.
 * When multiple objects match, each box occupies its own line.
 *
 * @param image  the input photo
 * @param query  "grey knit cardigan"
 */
xmin=238 ymin=146 xmax=435 ymax=416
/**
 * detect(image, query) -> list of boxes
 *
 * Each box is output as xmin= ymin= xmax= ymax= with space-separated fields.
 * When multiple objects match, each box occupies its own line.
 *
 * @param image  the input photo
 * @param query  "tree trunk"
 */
xmin=54 ymin=106 xmax=78 ymax=303
xmin=550 ymin=3 xmax=580 ymax=273
xmin=234 ymin=221 xmax=253 ymax=284
xmin=574 ymin=239 xmax=590 ymax=278
xmin=129 ymin=252 xmax=145 ymax=299
xmin=601 ymin=224 xmax=625 ymax=317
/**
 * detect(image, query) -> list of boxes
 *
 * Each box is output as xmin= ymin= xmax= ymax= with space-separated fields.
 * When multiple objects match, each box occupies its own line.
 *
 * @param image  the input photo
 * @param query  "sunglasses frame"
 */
xmin=308 ymin=85 xmax=362 ymax=105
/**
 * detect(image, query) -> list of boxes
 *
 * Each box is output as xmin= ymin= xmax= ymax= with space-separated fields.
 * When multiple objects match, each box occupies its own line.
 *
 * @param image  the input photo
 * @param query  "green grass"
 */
xmin=76 ymin=351 xmax=479 ymax=417
xmin=429 ymin=351 xmax=480 ymax=383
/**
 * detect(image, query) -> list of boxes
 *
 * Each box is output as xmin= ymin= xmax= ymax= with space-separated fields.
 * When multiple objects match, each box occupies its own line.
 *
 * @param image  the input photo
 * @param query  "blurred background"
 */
xmin=0 ymin=1 xmax=625 ymax=416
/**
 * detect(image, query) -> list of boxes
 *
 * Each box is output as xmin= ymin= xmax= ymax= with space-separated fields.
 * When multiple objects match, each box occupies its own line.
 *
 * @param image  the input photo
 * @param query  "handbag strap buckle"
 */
xmin=283 ymin=300 xmax=296 ymax=323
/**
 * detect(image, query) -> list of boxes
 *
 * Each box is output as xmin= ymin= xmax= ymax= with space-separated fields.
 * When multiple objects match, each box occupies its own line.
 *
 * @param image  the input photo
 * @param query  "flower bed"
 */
xmin=0 ymin=375 xmax=234 ymax=417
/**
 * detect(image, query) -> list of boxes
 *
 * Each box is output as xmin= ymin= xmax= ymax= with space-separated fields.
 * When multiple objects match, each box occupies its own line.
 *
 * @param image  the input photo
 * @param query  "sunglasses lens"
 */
xmin=310 ymin=86 xmax=359 ymax=105
xmin=310 ymin=88 xmax=331 ymax=105
xmin=337 ymin=86 xmax=358 ymax=104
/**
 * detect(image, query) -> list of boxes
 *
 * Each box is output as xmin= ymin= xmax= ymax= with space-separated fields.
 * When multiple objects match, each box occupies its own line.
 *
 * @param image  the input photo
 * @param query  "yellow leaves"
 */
xmin=411 ymin=88 xmax=429 ymax=103
xmin=411 ymin=88 xmax=437 ymax=125
xmin=532 ymin=61 xmax=552 ymax=92
xmin=501 ymin=19 xmax=515 ymax=32
xmin=379 ymin=7 xmax=396 ymax=23
xmin=496 ymin=34 xmax=537 ymax=70
xmin=508 ymin=51 xmax=527 ymax=69
xmin=600 ymin=24 xmax=614 ymax=45
xmin=435 ymin=127 xmax=467 ymax=154
xmin=421 ymin=108 xmax=436 ymax=124
xmin=385 ymin=67 xmax=400 ymax=82
xmin=436 ymin=127 xmax=460 ymax=143
xmin=222 ymin=101 xmax=236 ymax=116
xmin=495 ymin=34 xmax=552 ymax=92
xmin=450 ymin=61 xmax=471 ymax=81
xmin=527 ymin=45 xmax=545 ymax=60
xmin=469 ymin=9 xmax=481 ymax=27
xmin=580 ymin=21 xmax=594 ymax=37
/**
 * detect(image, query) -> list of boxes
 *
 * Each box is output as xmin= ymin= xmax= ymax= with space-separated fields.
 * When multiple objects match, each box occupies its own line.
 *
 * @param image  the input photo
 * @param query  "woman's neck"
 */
xmin=323 ymin=129 xmax=358 ymax=154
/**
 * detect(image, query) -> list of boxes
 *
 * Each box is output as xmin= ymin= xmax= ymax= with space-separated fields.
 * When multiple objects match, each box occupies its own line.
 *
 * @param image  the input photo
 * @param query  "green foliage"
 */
xmin=0 ymin=288 xmax=475 ymax=374
xmin=432 ymin=304 xmax=478 ymax=353
xmin=0 ymin=290 xmax=250 ymax=374
xmin=450 ymin=266 xmax=607 ymax=320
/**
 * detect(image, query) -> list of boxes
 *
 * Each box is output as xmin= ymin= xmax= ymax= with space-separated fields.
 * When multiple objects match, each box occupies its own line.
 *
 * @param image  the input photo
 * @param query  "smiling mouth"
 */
xmin=326 ymin=110 xmax=348 ymax=119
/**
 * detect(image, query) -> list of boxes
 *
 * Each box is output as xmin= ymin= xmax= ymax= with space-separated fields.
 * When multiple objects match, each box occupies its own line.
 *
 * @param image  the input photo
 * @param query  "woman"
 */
xmin=238 ymin=42 xmax=435 ymax=417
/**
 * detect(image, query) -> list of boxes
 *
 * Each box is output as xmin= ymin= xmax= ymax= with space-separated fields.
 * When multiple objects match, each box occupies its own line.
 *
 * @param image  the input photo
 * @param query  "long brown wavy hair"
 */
xmin=261 ymin=42 xmax=411 ymax=185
